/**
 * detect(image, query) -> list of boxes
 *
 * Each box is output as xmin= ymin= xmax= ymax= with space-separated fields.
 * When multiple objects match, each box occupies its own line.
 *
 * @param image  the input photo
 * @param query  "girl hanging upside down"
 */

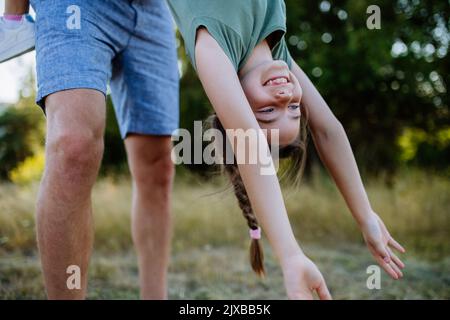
xmin=168 ymin=0 xmax=406 ymax=300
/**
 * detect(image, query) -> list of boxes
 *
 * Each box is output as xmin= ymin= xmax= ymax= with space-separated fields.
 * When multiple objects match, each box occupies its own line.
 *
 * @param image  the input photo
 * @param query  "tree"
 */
xmin=0 ymin=69 xmax=44 ymax=181
xmin=284 ymin=0 xmax=449 ymax=173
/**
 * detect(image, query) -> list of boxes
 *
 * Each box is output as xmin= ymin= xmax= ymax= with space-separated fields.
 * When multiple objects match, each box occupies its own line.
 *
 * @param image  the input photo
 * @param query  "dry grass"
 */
xmin=0 ymin=169 xmax=449 ymax=299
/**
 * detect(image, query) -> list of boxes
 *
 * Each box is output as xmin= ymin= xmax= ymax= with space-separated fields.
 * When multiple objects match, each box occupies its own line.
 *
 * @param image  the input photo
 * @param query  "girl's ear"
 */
xmin=300 ymin=103 xmax=309 ymax=121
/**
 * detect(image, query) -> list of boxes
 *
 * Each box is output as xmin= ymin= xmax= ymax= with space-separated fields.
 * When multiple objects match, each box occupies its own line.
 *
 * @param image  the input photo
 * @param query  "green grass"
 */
xmin=0 ymin=169 xmax=449 ymax=299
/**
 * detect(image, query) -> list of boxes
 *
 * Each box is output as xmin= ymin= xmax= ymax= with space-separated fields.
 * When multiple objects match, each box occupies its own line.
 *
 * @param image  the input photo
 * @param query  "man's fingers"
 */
xmin=389 ymin=237 xmax=406 ymax=253
xmin=316 ymin=282 xmax=332 ymax=300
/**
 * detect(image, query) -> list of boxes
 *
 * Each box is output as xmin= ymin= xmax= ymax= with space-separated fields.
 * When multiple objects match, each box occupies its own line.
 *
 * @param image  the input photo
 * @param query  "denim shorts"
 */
xmin=30 ymin=0 xmax=179 ymax=138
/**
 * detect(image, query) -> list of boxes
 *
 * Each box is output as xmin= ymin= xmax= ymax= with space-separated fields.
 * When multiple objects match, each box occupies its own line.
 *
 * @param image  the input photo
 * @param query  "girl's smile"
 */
xmin=240 ymin=59 xmax=303 ymax=146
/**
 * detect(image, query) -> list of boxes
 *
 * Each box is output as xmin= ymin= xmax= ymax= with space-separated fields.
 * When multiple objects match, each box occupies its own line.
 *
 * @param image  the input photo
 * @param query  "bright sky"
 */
xmin=0 ymin=0 xmax=36 ymax=104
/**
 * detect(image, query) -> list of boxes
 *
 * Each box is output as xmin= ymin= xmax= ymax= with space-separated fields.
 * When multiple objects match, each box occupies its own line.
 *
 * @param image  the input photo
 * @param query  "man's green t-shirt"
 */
xmin=167 ymin=0 xmax=293 ymax=71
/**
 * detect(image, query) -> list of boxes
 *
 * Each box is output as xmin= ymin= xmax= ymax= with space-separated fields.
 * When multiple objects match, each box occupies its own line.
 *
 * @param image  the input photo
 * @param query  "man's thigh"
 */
xmin=110 ymin=0 xmax=180 ymax=139
xmin=30 ymin=0 xmax=134 ymax=109
xmin=45 ymin=89 xmax=106 ymax=142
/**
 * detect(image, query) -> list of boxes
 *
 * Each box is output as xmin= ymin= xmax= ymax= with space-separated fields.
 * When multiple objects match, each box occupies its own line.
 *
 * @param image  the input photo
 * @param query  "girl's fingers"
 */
xmin=289 ymin=288 xmax=314 ymax=300
xmin=388 ymin=248 xmax=405 ymax=269
xmin=389 ymin=260 xmax=403 ymax=278
xmin=373 ymin=243 xmax=391 ymax=264
xmin=316 ymin=282 xmax=332 ymax=300
xmin=389 ymin=237 xmax=406 ymax=253
xmin=291 ymin=292 xmax=314 ymax=300
xmin=375 ymin=255 xmax=398 ymax=280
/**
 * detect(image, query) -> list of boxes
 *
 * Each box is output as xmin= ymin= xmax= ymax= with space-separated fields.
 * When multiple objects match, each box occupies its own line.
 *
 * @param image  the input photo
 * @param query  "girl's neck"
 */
xmin=239 ymin=40 xmax=273 ymax=78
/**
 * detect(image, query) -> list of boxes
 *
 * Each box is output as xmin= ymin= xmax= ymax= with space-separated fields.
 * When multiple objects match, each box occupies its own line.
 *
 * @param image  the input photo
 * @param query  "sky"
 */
xmin=0 ymin=0 xmax=36 ymax=104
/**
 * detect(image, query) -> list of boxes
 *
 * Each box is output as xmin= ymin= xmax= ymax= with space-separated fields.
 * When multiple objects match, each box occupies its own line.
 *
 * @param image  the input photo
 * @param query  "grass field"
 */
xmin=0 ymin=169 xmax=449 ymax=299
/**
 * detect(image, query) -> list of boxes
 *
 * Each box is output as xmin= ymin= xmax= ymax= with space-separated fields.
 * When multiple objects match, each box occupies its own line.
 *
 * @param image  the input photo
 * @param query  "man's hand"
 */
xmin=360 ymin=211 xmax=406 ymax=279
xmin=281 ymin=254 xmax=332 ymax=300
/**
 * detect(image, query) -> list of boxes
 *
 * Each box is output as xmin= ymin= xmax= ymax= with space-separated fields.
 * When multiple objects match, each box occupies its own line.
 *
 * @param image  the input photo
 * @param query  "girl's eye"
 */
xmin=289 ymin=105 xmax=300 ymax=110
xmin=259 ymin=107 xmax=275 ymax=113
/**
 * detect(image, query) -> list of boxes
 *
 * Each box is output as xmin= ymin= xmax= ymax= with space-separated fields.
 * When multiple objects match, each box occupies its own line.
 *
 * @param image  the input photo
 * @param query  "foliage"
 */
xmin=9 ymin=150 xmax=44 ymax=184
xmin=0 ymin=0 xmax=448 ymax=181
xmin=101 ymin=96 xmax=128 ymax=175
xmin=1 ymin=171 xmax=449 ymax=298
xmin=0 ymin=71 xmax=44 ymax=181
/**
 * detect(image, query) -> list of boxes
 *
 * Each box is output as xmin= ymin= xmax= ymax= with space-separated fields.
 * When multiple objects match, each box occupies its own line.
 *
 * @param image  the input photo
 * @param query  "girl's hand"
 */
xmin=360 ymin=211 xmax=406 ymax=279
xmin=281 ymin=254 xmax=332 ymax=300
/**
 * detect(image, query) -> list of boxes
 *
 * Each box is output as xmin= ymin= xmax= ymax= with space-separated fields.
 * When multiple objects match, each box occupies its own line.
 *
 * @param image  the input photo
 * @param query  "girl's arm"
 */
xmin=195 ymin=29 xmax=331 ymax=299
xmin=291 ymin=61 xmax=406 ymax=279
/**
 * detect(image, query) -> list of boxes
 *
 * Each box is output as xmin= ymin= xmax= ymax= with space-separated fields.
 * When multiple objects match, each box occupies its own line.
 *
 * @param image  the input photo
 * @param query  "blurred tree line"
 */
xmin=283 ymin=0 xmax=449 ymax=174
xmin=0 ymin=0 xmax=448 ymax=182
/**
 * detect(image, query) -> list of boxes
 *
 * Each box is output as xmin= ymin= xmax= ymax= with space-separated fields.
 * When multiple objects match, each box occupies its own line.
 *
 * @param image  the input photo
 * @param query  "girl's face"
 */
xmin=240 ymin=60 xmax=302 ymax=146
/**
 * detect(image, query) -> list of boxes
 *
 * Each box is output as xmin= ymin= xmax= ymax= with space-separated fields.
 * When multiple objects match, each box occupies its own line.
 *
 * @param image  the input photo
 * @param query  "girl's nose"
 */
xmin=275 ymin=90 xmax=293 ymax=102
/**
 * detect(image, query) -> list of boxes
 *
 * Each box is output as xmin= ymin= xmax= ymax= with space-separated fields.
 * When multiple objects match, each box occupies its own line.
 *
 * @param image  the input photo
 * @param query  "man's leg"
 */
xmin=36 ymin=89 xmax=105 ymax=299
xmin=124 ymin=135 xmax=174 ymax=300
xmin=4 ymin=0 xmax=29 ymax=14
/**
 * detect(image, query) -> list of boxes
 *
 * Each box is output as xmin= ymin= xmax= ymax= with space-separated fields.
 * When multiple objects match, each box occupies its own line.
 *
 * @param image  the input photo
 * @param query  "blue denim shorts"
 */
xmin=30 ymin=0 xmax=179 ymax=138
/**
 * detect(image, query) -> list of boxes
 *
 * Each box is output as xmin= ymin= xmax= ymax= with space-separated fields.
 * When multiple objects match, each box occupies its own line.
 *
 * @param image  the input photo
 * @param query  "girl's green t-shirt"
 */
xmin=167 ymin=0 xmax=293 ymax=71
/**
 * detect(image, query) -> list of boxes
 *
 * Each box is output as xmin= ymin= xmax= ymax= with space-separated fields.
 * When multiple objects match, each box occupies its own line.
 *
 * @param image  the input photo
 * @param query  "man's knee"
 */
xmin=44 ymin=90 xmax=106 ymax=181
xmin=47 ymin=131 xmax=104 ymax=177
xmin=132 ymin=151 xmax=174 ymax=192
xmin=125 ymin=136 xmax=175 ymax=193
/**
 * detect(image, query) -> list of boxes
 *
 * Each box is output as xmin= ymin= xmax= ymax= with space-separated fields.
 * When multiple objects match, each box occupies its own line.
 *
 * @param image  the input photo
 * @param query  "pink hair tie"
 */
xmin=249 ymin=227 xmax=261 ymax=240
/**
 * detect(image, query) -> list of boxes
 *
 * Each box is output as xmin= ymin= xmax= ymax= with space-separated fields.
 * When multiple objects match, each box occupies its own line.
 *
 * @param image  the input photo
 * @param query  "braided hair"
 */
xmin=209 ymin=106 xmax=309 ymax=276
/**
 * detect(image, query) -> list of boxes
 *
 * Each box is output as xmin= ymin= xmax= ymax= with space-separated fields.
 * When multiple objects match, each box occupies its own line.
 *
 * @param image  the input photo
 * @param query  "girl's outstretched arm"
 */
xmin=291 ymin=61 xmax=406 ymax=279
xmin=195 ymin=29 xmax=331 ymax=299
